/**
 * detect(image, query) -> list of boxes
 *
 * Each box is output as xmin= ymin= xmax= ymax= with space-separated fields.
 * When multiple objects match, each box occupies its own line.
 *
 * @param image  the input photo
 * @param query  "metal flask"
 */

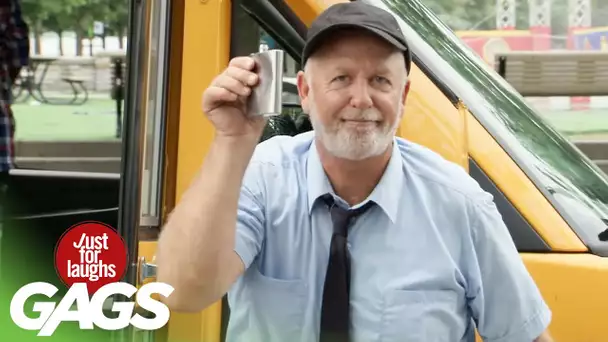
xmin=247 ymin=49 xmax=284 ymax=117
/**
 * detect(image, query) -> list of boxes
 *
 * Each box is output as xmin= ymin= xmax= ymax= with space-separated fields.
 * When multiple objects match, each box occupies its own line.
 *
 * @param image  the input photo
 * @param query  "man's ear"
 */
xmin=401 ymin=80 xmax=411 ymax=105
xmin=297 ymin=70 xmax=310 ymax=114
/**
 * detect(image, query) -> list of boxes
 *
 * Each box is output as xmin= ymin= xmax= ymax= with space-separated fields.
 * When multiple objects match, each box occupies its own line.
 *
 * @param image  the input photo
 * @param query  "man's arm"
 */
xmin=534 ymin=330 xmax=554 ymax=342
xmin=156 ymin=137 xmax=265 ymax=312
xmin=463 ymin=190 xmax=552 ymax=342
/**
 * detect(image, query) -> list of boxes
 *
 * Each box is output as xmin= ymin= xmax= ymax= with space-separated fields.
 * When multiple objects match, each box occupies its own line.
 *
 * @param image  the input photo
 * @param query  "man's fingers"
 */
xmin=202 ymin=87 xmax=238 ymax=111
xmin=228 ymin=56 xmax=256 ymax=70
xmin=224 ymin=66 xmax=259 ymax=87
xmin=213 ymin=74 xmax=251 ymax=97
xmin=202 ymin=56 xmax=260 ymax=113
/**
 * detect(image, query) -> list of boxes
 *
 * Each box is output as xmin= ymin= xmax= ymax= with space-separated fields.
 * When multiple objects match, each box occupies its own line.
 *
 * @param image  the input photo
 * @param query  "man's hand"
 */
xmin=534 ymin=330 xmax=554 ymax=342
xmin=201 ymin=56 xmax=266 ymax=141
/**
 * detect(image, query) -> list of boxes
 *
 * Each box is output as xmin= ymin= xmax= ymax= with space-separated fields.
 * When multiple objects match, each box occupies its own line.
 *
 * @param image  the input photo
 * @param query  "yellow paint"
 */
xmin=282 ymin=0 xmax=346 ymax=25
xmin=473 ymin=253 xmax=608 ymax=342
xmin=161 ymin=0 xmax=185 ymax=217
xmin=398 ymin=63 xmax=468 ymax=169
xmin=522 ymin=253 xmax=608 ymax=342
xmin=467 ymin=113 xmax=586 ymax=251
xmin=167 ymin=0 xmax=231 ymax=341
xmin=175 ymin=0 xmax=231 ymax=200
xmin=456 ymin=30 xmax=531 ymax=38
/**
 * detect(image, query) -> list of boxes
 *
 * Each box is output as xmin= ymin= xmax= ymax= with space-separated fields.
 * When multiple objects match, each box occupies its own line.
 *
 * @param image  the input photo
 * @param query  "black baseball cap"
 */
xmin=301 ymin=2 xmax=412 ymax=74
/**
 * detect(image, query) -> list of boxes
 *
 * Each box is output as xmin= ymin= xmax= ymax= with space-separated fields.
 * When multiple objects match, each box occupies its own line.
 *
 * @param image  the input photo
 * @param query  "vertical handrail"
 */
xmin=112 ymin=0 xmax=146 ymax=341
xmin=118 ymin=0 xmax=146 ymax=289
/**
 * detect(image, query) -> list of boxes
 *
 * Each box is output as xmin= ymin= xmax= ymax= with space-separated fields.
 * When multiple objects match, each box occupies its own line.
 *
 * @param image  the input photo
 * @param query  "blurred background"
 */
xmin=10 ymin=0 xmax=608 ymax=173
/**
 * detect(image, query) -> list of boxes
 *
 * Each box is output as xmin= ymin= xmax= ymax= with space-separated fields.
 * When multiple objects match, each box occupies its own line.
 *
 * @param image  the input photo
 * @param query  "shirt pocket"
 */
xmin=246 ymin=266 xmax=308 ymax=342
xmin=380 ymin=289 xmax=460 ymax=342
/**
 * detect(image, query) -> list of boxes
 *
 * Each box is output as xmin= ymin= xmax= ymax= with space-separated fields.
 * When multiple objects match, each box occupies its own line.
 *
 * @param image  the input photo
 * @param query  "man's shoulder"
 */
xmin=395 ymin=137 xmax=487 ymax=203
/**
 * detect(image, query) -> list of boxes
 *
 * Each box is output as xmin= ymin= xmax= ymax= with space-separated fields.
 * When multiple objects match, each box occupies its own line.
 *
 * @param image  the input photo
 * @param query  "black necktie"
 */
xmin=319 ymin=194 xmax=374 ymax=342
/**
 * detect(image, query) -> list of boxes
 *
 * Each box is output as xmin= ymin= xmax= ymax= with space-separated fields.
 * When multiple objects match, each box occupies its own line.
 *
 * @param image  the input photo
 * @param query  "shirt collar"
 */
xmin=306 ymin=139 xmax=404 ymax=223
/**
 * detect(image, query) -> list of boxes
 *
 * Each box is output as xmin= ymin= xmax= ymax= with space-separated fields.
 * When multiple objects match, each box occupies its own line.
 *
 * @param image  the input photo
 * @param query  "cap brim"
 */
xmin=302 ymin=23 xmax=409 ymax=66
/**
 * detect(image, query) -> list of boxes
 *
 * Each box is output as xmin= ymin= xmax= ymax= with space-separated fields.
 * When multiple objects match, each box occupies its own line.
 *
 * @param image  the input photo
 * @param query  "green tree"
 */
xmin=67 ymin=0 xmax=110 ymax=56
xmin=41 ymin=0 xmax=81 ymax=56
xmin=105 ymin=0 xmax=129 ymax=50
xmin=20 ymin=0 xmax=56 ymax=54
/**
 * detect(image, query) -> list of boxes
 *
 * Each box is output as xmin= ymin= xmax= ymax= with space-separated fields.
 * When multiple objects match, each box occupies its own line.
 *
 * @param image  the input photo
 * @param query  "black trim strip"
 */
xmin=468 ymin=158 xmax=550 ymax=252
xmin=221 ymin=295 xmax=230 ymax=342
xmin=411 ymin=53 xmax=459 ymax=105
xmin=117 ymin=0 xmax=147 ymax=287
xmin=271 ymin=0 xmax=308 ymax=39
xmin=240 ymin=0 xmax=305 ymax=61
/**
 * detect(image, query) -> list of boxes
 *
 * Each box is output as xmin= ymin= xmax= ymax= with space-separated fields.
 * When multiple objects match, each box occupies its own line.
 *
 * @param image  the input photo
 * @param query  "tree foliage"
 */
xmin=20 ymin=0 xmax=129 ymax=55
xmin=17 ymin=0 xmax=607 ymax=56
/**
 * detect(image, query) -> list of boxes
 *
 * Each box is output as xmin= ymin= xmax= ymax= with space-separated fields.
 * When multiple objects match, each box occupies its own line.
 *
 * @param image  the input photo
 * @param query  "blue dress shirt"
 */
xmin=226 ymin=131 xmax=551 ymax=342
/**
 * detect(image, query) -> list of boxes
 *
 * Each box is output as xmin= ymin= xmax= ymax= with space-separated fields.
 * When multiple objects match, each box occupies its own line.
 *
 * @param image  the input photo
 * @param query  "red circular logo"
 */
xmin=54 ymin=221 xmax=128 ymax=295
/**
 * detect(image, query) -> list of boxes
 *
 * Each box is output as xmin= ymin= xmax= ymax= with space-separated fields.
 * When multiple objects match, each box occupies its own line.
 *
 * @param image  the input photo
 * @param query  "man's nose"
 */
xmin=349 ymin=80 xmax=373 ymax=109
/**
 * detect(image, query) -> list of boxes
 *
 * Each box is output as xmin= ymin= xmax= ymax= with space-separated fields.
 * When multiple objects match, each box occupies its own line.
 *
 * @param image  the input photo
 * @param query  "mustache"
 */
xmin=339 ymin=109 xmax=382 ymax=121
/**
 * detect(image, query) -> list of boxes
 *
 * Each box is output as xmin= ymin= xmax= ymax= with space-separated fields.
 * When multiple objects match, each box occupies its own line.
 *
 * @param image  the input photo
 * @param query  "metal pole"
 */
xmin=113 ymin=58 xmax=123 ymax=138
xmin=112 ymin=0 xmax=146 ymax=340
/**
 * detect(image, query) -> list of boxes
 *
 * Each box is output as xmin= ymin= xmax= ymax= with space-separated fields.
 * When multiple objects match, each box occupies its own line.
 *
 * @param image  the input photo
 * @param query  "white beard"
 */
xmin=309 ymin=102 xmax=403 ymax=161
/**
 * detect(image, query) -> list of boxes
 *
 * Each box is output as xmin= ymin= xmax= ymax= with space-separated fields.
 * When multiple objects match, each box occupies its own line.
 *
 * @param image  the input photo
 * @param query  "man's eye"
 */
xmin=374 ymin=76 xmax=389 ymax=84
xmin=332 ymin=75 xmax=348 ymax=82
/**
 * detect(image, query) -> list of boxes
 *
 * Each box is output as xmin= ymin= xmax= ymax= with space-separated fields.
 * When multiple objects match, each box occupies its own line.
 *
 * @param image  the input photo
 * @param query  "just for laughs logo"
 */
xmin=9 ymin=221 xmax=174 ymax=336
xmin=55 ymin=221 xmax=127 ymax=292
xmin=68 ymin=229 xmax=117 ymax=282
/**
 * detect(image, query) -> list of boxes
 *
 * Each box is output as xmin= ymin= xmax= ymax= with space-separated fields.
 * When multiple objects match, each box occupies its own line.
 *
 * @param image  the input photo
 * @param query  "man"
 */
xmin=0 ymin=0 xmax=29 ymax=176
xmin=0 ymin=0 xmax=29 ymax=278
xmin=157 ymin=2 xmax=554 ymax=342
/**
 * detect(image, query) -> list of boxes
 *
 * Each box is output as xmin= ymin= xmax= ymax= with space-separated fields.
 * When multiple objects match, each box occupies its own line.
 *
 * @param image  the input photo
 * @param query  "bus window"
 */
xmin=230 ymin=0 xmax=309 ymax=142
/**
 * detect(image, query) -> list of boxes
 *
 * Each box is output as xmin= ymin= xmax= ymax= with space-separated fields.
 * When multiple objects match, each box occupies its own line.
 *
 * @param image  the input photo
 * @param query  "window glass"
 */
xmin=370 ymin=0 xmax=608 ymax=251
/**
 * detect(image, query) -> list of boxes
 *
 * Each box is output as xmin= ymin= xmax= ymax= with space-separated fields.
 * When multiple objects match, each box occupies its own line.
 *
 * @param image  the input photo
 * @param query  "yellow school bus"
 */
xmin=5 ymin=0 xmax=608 ymax=341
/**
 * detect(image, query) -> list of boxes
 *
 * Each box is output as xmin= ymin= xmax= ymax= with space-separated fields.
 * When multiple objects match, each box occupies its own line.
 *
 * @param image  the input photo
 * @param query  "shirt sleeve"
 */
xmin=466 ymin=192 xmax=552 ymax=342
xmin=233 ymin=161 xmax=266 ymax=270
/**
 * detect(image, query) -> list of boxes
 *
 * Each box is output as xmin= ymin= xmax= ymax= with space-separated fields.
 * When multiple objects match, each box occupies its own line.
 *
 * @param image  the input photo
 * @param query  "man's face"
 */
xmin=297 ymin=30 xmax=409 ymax=161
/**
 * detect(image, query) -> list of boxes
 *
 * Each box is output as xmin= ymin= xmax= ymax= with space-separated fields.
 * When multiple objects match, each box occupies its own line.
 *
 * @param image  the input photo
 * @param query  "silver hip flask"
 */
xmin=247 ymin=49 xmax=284 ymax=117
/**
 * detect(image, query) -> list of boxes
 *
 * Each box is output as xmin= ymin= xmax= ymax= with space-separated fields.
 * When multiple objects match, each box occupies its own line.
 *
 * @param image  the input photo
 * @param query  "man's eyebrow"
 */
xmin=374 ymin=63 xmax=396 ymax=76
xmin=323 ymin=64 xmax=350 ymax=77
xmin=329 ymin=62 xmax=350 ymax=72
xmin=322 ymin=61 xmax=396 ymax=78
